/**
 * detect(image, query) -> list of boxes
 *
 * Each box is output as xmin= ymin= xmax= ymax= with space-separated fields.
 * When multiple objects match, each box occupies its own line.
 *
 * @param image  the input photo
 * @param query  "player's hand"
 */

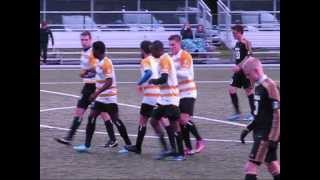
xmin=233 ymin=65 xmax=241 ymax=73
xmin=89 ymin=92 xmax=98 ymax=102
xmin=240 ymin=129 xmax=249 ymax=144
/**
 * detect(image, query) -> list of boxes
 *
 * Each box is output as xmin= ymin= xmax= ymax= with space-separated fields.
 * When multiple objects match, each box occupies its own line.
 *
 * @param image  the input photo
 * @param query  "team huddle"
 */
xmin=54 ymin=25 xmax=280 ymax=180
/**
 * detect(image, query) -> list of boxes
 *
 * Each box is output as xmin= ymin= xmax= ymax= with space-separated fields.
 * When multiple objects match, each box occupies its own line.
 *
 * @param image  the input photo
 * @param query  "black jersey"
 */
xmin=252 ymin=81 xmax=274 ymax=131
xmin=234 ymin=41 xmax=248 ymax=65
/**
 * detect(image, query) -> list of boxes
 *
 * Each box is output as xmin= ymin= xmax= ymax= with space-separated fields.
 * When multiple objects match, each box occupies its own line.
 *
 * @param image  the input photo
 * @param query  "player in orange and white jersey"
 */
xmin=55 ymin=31 xmax=98 ymax=145
xmin=168 ymin=35 xmax=204 ymax=155
xmin=73 ymin=41 xmax=131 ymax=152
xmin=148 ymin=40 xmax=185 ymax=161
xmin=125 ymin=40 xmax=160 ymax=154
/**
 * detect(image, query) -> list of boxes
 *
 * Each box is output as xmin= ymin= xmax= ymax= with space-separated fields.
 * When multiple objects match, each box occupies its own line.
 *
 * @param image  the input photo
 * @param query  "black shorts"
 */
xmin=140 ymin=103 xmax=155 ymax=118
xmin=152 ymin=104 xmax=180 ymax=122
xmin=249 ymin=130 xmax=278 ymax=164
xmin=91 ymin=101 xmax=119 ymax=121
xmin=230 ymin=70 xmax=252 ymax=89
xmin=179 ymin=98 xmax=196 ymax=116
xmin=77 ymin=83 xmax=96 ymax=109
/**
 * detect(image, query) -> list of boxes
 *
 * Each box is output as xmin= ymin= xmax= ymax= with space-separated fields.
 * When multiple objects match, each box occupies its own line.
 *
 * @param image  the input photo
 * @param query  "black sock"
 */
xmin=230 ymin=93 xmax=240 ymax=114
xmin=186 ymin=121 xmax=202 ymax=141
xmin=175 ymin=131 xmax=184 ymax=156
xmin=136 ymin=125 xmax=146 ymax=150
xmin=114 ymin=119 xmax=132 ymax=145
xmin=248 ymin=94 xmax=255 ymax=115
xmin=245 ymin=174 xmax=257 ymax=180
xmin=159 ymin=134 xmax=168 ymax=151
xmin=104 ymin=120 xmax=116 ymax=142
xmin=66 ymin=116 xmax=82 ymax=141
xmin=165 ymin=126 xmax=176 ymax=153
xmin=181 ymin=124 xmax=192 ymax=149
xmin=85 ymin=116 xmax=96 ymax=148
xmin=273 ymin=174 xmax=280 ymax=180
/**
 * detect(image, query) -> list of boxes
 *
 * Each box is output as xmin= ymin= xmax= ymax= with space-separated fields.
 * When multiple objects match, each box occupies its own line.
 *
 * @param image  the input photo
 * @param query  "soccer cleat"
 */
xmin=125 ymin=145 xmax=142 ymax=154
xmin=104 ymin=140 xmax=118 ymax=148
xmin=184 ymin=148 xmax=196 ymax=156
xmin=73 ymin=144 xmax=90 ymax=153
xmin=166 ymin=155 xmax=186 ymax=161
xmin=118 ymin=147 xmax=129 ymax=154
xmin=54 ymin=137 xmax=71 ymax=145
xmin=154 ymin=150 xmax=172 ymax=160
xmin=195 ymin=140 xmax=205 ymax=153
xmin=227 ymin=113 xmax=241 ymax=121
xmin=242 ymin=113 xmax=254 ymax=121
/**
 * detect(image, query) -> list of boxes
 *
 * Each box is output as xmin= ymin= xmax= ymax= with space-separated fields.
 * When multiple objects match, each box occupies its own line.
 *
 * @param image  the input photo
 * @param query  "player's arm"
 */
xmin=48 ymin=29 xmax=54 ymax=46
xmin=138 ymin=59 xmax=153 ymax=85
xmin=263 ymin=79 xmax=280 ymax=143
xmin=149 ymin=57 xmax=170 ymax=85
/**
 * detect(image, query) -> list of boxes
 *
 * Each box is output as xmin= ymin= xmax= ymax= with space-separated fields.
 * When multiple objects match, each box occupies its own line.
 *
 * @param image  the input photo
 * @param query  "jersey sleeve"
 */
xmin=160 ymin=56 xmax=171 ymax=74
xmin=141 ymin=58 xmax=151 ymax=71
xmin=102 ymin=59 xmax=113 ymax=79
xmin=88 ymin=52 xmax=98 ymax=68
xmin=179 ymin=51 xmax=193 ymax=69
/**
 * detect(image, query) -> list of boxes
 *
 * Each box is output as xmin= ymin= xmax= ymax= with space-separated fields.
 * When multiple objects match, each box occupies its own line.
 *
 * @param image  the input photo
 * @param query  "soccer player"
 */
xmin=148 ymin=40 xmax=185 ymax=161
xmin=227 ymin=24 xmax=255 ymax=121
xmin=240 ymin=57 xmax=280 ymax=180
xmin=55 ymin=31 xmax=98 ymax=145
xmin=124 ymin=40 xmax=160 ymax=154
xmin=73 ymin=41 xmax=132 ymax=152
xmin=168 ymin=35 xmax=204 ymax=155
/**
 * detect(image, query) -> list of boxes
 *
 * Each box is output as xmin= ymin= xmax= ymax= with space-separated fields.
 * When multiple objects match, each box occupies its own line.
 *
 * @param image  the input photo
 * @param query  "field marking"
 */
xmin=40 ymin=89 xmax=247 ymax=127
xmin=40 ymin=106 xmax=75 ymax=112
xmin=40 ymin=80 xmax=279 ymax=85
xmin=40 ymin=124 xmax=253 ymax=143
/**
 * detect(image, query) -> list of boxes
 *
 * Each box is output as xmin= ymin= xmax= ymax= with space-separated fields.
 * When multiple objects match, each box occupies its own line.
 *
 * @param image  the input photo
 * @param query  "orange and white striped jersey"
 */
xmin=156 ymin=53 xmax=179 ymax=106
xmin=171 ymin=49 xmax=197 ymax=99
xmin=95 ymin=57 xmax=117 ymax=104
xmin=80 ymin=48 xmax=98 ymax=84
xmin=140 ymin=55 xmax=160 ymax=106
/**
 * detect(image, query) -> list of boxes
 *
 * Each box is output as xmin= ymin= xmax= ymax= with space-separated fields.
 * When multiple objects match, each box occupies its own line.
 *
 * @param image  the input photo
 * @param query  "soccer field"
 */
xmin=40 ymin=65 xmax=280 ymax=180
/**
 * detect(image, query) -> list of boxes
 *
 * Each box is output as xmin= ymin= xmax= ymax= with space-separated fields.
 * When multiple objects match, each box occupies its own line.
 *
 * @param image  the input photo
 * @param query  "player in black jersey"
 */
xmin=240 ymin=57 xmax=280 ymax=180
xmin=227 ymin=24 xmax=255 ymax=121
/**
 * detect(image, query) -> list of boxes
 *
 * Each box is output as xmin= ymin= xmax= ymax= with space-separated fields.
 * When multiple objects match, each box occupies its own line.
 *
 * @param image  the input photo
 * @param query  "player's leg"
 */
xmin=228 ymin=72 xmax=242 ymax=120
xmin=244 ymin=132 xmax=268 ymax=180
xmin=126 ymin=104 xmax=153 ymax=154
xmin=73 ymin=102 xmax=100 ymax=152
xmin=243 ymin=73 xmax=255 ymax=121
xmin=55 ymin=84 xmax=95 ymax=145
xmin=100 ymin=112 xmax=118 ymax=148
xmin=109 ymin=103 xmax=132 ymax=146
xmin=265 ymin=142 xmax=280 ymax=180
xmin=43 ymin=43 xmax=48 ymax=64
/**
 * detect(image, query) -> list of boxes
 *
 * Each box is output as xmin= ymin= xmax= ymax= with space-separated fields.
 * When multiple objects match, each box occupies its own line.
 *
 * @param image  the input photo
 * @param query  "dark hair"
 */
xmin=231 ymin=24 xmax=244 ymax=34
xmin=80 ymin=31 xmax=92 ymax=39
xmin=92 ymin=41 xmax=106 ymax=54
xmin=151 ymin=40 xmax=164 ymax=52
xmin=140 ymin=40 xmax=152 ymax=54
xmin=168 ymin=34 xmax=181 ymax=42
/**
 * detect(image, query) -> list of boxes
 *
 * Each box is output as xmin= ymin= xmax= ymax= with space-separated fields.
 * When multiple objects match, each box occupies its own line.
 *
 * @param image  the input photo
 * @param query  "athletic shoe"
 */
xmin=118 ymin=147 xmax=129 ymax=154
xmin=184 ymin=148 xmax=196 ymax=156
xmin=104 ymin=140 xmax=118 ymax=148
xmin=73 ymin=144 xmax=90 ymax=153
xmin=125 ymin=145 xmax=142 ymax=154
xmin=154 ymin=150 xmax=172 ymax=160
xmin=227 ymin=113 xmax=241 ymax=121
xmin=166 ymin=155 xmax=186 ymax=161
xmin=242 ymin=113 xmax=254 ymax=121
xmin=195 ymin=140 xmax=205 ymax=153
xmin=54 ymin=137 xmax=71 ymax=145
